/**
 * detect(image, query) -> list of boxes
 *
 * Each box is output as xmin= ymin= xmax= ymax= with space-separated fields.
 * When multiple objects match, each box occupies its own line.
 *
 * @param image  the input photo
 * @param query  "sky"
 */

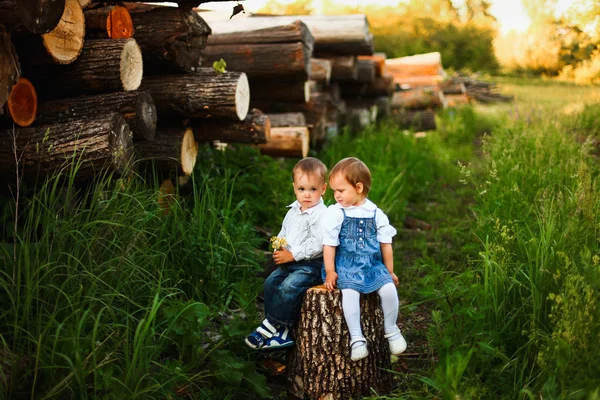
xmin=200 ymin=0 xmax=576 ymax=35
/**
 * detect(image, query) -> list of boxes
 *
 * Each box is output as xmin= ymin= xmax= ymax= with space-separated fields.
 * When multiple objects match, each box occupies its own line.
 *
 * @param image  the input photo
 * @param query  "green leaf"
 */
xmin=213 ymin=58 xmax=227 ymax=74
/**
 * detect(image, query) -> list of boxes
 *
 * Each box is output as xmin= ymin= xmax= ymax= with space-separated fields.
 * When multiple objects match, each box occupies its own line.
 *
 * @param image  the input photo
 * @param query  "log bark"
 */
xmin=385 ymin=52 xmax=443 ymax=75
xmin=6 ymin=77 xmax=37 ymax=126
xmin=0 ymin=29 xmax=21 ymax=117
xmin=329 ymin=56 xmax=357 ymax=82
xmin=249 ymin=80 xmax=309 ymax=103
xmin=309 ymin=58 xmax=331 ymax=85
xmin=258 ymin=126 xmax=309 ymax=158
xmin=356 ymin=58 xmax=375 ymax=83
xmin=391 ymin=87 xmax=445 ymax=110
xmin=391 ymin=75 xmax=444 ymax=89
xmin=36 ymin=91 xmax=156 ymax=140
xmin=340 ymin=75 xmax=393 ymax=98
xmin=23 ymin=38 xmax=143 ymax=98
xmin=136 ymin=126 xmax=197 ymax=176
xmin=267 ymin=112 xmax=305 ymax=127
xmin=142 ymin=70 xmax=249 ymax=121
xmin=0 ymin=0 xmax=65 ymax=33
xmin=391 ymin=109 xmax=436 ymax=131
xmin=192 ymin=108 xmax=270 ymax=144
xmin=204 ymin=42 xmax=310 ymax=80
xmin=287 ymin=286 xmax=393 ymax=400
xmin=207 ymin=20 xmax=313 ymax=52
xmin=0 ymin=113 xmax=133 ymax=178
xmin=440 ymin=81 xmax=466 ymax=95
xmin=358 ymin=52 xmax=386 ymax=76
xmin=209 ymin=14 xmax=373 ymax=55
xmin=84 ymin=5 xmax=133 ymax=39
xmin=127 ymin=5 xmax=211 ymax=74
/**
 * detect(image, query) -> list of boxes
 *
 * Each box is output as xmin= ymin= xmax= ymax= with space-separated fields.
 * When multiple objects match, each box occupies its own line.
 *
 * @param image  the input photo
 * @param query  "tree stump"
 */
xmin=287 ymin=286 xmax=393 ymax=400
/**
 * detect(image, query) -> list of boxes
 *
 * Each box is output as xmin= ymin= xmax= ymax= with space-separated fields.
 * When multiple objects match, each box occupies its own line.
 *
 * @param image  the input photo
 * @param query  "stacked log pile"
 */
xmin=1 ymin=1 xmax=262 ymax=184
xmin=444 ymin=73 xmax=514 ymax=104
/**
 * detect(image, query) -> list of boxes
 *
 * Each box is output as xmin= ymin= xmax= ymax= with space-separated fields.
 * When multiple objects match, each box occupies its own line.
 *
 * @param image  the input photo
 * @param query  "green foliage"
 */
xmin=212 ymin=58 xmax=227 ymax=74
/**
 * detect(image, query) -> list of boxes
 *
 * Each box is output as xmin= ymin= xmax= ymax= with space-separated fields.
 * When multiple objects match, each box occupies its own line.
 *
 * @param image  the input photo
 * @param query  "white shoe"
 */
xmin=350 ymin=338 xmax=368 ymax=361
xmin=385 ymin=328 xmax=407 ymax=355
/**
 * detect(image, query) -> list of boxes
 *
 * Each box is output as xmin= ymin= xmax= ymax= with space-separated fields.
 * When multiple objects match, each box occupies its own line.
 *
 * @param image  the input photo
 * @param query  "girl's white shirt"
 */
xmin=278 ymin=198 xmax=327 ymax=261
xmin=322 ymin=199 xmax=397 ymax=247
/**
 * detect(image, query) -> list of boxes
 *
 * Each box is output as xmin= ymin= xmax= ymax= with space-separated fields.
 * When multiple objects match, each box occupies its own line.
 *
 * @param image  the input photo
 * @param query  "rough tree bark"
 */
xmin=268 ymin=112 xmax=306 ymax=128
xmin=36 ymin=91 xmax=156 ymax=140
xmin=329 ymin=56 xmax=357 ymax=82
xmin=356 ymin=59 xmax=375 ymax=83
xmin=126 ymin=5 xmax=211 ymax=74
xmin=0 ymin=0 xmax=65 ymax=33
xmin=141 ymin=70 xmax=249 ymax=121
xmin=358 ymin=52 xmax=386 ymax=76
xmin=0 ymin=28 xmax=21 ymax=117
xmin=340 ymin=75 xmax=394 ymax=98
xmin=250 ymin=80 xmax=309 ymax=103
xmin=136 ymin=126 xmax=197 ymax=176
xmin=192 ymin=108 xmax=270 ymax=144
xmin=0 ymin=113 xmax=133 ymax=179
xmin=287 ymin=286 xmax=393 ymax=400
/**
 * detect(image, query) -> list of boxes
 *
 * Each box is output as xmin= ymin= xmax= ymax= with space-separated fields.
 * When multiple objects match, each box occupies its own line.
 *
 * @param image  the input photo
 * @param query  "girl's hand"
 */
xmin=273 ymin=249 xmax=294 ymax=264
xmin=390 ymin=272 xmax=399 ymax=286
xmin=324 ymin=271 xmax=338 ymax=291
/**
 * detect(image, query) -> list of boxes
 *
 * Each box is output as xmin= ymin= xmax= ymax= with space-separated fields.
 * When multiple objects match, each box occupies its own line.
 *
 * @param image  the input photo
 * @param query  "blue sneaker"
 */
xmin=245 ymin=319 xmax=278 ymax=349
xmin=263 ymin=327 xmax=294 ymax=350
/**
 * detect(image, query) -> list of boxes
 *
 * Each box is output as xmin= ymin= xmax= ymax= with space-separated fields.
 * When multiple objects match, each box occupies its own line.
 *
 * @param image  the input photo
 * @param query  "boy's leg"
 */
xmin=377 ymin=282 xmax=406 ymax=354
xmin=341 ymin=288 xmax=368 ymax=361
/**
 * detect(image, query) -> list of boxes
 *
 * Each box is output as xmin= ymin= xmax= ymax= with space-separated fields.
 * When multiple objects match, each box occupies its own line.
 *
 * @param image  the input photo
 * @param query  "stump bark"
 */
xmin=287 ymin=286 xmax=393 ymax=400
xmin=0 ymin=29 xmax=21 ymax=116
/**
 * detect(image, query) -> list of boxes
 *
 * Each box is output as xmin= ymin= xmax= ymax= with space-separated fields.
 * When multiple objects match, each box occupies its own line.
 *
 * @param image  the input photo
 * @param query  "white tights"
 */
xmin=341 ymin=283 xmax=399 ymax=347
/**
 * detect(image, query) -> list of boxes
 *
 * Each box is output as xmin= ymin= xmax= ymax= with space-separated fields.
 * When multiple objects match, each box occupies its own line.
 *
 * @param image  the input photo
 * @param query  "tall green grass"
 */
xmin=0 ymin=160 xmax=269 ymax=399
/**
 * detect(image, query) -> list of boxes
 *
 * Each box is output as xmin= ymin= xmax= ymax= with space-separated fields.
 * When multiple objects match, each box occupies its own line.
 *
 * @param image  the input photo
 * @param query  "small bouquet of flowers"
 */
xmin=270 ymin=236 xmax=288 ymax=252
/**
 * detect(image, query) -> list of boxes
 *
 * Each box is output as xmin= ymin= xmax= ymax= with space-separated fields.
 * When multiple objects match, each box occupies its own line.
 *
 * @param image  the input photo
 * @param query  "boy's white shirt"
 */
xmin=322 ymin=199 xmax=397 ymax=247
xmin=278 ymin=198 xmax=327 ymax=261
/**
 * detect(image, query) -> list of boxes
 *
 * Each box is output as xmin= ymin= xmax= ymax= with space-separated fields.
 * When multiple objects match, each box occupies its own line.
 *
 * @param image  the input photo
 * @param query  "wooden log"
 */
xmin=204 ymin=42 xmax=310 ymax=80
xmin=23 ymin=38 xmax=143 ymax=98
xmin=36 ymin=91 xmax=156 ymax=140
xmin=209 ymin=14 xmax=373 ymax=55
xmin=267 ymin=112 xmax=305 ymax=128
xmin=84 ymin=5 xmax=133 ymax=39
xmin=136 ymin=126 xmax=197 ymax=176
xmin=6 ymin=77 xmax=37 ymax=126
xmin=0 ymin=29 xmax=21 ymax=117
xmin=309 ymin=58 xmax=331 ymax=85
xmin=0 ymin=113 xmax=133 ymax=178
xmin=392 ymin=75 xmax=445 ymax=89
xmin=356 ymin=58 xmax=375 ymax=83
xmin=340 ymin=75 xmax=393 ymax=98
xmin=249 ymin=80 xmax=309 ymax=103
xmin=207 ymin=20 xmax=313 ymax=52
xmin=258 ymin=126 xmax=309 ymax=158
xmin=391 ymin=86 xmax=444 ymax=110
xmin=440 ymin=81 xmax=466 ymax=95
xmin=358 ymin=52 xmax=386 ymax=76
xmin=141 ymin=70 xmax=249 ymax=121
xmin=329 ymin=56 xmax=357 ymax=82
xmin=445 ymin=93 xmax=470 ymax=107
xmin=385 ymin=52 xmax=443 ymax=76
xmin=192 ymin=108 xmax=270 ymax=144
xmin=0 ymin=0 xmax=65 ymax=33
xmin=287 ymin=286 xmax=393 ymax=400
xmin=391 ymin=109 xmax=436 ymax=131
xmin=127 ymin=5 xmax=211 ymax=74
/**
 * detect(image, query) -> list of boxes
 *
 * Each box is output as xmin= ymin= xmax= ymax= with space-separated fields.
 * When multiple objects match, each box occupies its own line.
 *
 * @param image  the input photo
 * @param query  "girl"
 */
xmin=322 ymin=157 xmax=407 ymax=361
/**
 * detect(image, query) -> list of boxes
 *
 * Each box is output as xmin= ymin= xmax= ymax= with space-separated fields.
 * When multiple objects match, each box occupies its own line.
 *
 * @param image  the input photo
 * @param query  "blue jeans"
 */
xmin=264 ymin=258 xmax=323 ymax=328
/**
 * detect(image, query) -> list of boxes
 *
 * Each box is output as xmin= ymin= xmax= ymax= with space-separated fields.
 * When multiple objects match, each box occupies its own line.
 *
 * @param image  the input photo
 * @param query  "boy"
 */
xmin=245 ymin=157 xmax=328 ymax=350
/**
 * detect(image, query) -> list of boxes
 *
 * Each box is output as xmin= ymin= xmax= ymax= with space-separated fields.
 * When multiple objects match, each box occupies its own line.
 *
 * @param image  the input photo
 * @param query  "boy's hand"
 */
xmin=324 ymin=271 xmax=338 ymax=291
xmin=273 ymin=249 xmax=294 ymax=264
xmin=390 ymin=272 xmax=399 ymax=286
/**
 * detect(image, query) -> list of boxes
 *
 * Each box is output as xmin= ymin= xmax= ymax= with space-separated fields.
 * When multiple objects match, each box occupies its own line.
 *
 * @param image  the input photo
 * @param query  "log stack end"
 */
xmin=42 ymin=0 xmax=85 ymax=64
xmin=235 ymin=72 xmax=250 ymax=121
xmin=120 ymin=38 xmax=143 ymax=91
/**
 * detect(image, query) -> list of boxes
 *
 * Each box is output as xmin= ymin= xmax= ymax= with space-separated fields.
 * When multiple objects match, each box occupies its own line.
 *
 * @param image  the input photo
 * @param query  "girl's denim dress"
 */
xmin=327 ymin=209 xmax=393 ymax=293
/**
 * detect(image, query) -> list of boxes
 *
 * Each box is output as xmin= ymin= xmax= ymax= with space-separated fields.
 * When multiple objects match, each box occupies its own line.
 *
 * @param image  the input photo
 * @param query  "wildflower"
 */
xmin=270 ymin=236 xmax=288 ymax=252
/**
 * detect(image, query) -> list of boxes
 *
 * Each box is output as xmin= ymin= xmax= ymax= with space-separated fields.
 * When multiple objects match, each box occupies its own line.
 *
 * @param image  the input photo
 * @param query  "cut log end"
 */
xmin=107 ymin=6 xmax=134 ymax=39
xmin=109 ymin=113 xmax=134 ymax=174
xmin=180 ymin=128 xmax=197 ymax=176
xmin=120 ymin=39 xmax=143 ymax=91
xmin=235 ymin=73 xmax=250 ymax=121
xmin=42 ymin=0 xmax=85 ymax=64
xmin=8 ymin=78 xmax=37 ymax=127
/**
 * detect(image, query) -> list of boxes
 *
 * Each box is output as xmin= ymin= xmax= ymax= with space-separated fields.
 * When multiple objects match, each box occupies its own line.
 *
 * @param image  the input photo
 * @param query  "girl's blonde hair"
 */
xmin=329 ymin=157 xmax=372 ymax=196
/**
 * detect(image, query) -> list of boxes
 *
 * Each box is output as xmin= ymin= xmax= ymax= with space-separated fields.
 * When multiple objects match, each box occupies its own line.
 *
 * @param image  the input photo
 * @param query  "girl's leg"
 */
xmin=377 ymin=283 xmax=400 ymax=340
xmin=341 ymin=289 xmax=364 ymax=347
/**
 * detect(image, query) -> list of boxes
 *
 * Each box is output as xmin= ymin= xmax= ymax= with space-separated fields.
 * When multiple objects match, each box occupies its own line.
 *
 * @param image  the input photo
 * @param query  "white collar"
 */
xmin=334 ymin=198 xmax=376 ymax=211
xmin=287 ymin=198 xmax=324 ymax=214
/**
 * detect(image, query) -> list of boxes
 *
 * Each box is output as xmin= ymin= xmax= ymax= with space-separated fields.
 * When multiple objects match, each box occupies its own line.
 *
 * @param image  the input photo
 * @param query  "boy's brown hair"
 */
xmin=329 ymin=157 xmax=372 ymax=196
xmin=292 ymin=157 xmax=327 ymax=184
